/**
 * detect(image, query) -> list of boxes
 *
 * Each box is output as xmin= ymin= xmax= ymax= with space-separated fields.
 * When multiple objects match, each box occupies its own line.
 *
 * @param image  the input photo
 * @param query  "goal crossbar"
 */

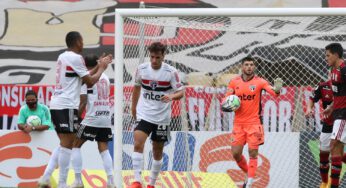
xmin=116 ymin=8 xmax=346 ymax=17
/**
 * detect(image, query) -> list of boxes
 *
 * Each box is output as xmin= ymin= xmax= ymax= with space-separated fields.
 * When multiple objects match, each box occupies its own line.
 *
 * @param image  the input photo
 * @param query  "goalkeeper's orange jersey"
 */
xmin=226 ymin=75 xmax=278 ymax=125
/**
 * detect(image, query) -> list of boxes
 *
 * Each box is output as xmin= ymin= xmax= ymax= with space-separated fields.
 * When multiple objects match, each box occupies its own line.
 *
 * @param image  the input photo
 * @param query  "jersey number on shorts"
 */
xmin=158 ymin=124 xmax=167 ymax=131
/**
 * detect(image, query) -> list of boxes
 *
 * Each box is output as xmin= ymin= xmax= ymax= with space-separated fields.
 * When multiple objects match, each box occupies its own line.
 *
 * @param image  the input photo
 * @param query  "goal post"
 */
xmin=114 ymin=8 xmax=346 ymax=188
xmin=114 ymin=9 xmax=124 ymax=188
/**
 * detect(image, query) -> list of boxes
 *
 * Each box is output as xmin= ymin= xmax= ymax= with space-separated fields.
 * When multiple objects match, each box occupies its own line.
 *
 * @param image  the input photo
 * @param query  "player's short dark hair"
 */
xmin=325 ymin=43 xmax=343 ymax=58
xmin=84 ymin=54 xmax=98 ymax=68
xmin=65 ymin=31 xmax=82 ymax=48
xmin=25 ymin=90 xmax=37 ymax=98
xmin=241 ymin=56 xmax=256 ymax=65
xmin=148 ymin=42 xmax=166 ymax=55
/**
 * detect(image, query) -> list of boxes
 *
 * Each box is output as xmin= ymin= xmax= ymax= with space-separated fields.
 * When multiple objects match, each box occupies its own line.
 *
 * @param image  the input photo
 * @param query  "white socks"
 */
xmin=149 ymin=159 xmax=162 ymax=186
xmin=71 ymin=148 xmax=82 ymax=182
xmin=58 ymin=147 xmax=72 ymax=185
xmin=132 ymin=152 xmax=144 ymax=183
xmin=71 ymin=148 xmax=114 ymax=185
xmin=42 ymin=146 xmax=60 ymax=181
xmin=100 ymin=150 xmax=114 ymax=185
xmin=246 ymin=178 xmax=254 ymax=188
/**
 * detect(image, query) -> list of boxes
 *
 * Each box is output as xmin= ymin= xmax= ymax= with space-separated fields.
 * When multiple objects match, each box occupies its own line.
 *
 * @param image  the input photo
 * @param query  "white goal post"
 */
xmin=114 ymin=8 xmax=346 ymax=188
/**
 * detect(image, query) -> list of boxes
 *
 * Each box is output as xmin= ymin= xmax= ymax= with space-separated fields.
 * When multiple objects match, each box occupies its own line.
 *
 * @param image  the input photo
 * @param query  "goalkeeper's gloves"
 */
xmin=221 ymin=97 xmax=234 ymax=112
xmin=221 ymin=105 xmax=233 ymax=112
xmin=273 ymin=78 xmax=283 ymax=94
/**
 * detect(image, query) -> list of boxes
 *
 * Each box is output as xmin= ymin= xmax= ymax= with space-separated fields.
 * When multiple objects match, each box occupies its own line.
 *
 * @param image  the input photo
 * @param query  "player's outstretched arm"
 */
xmin=305 ymin=99 xmax=315 ymax=117
xmin=88 ymin=54 xmax=111 ymax=76
xmin=17 ymin=108 xmax=28 ymax=131
xmin=88 ymin=64 xmax=99 ymax=76
xmin=78 ymin=94 xmax=87 ymax=121
xmin=161 ymin=89 xmax=184 ymax=103
xmin=272 ymin=77 xmax=283 ymax=94
xmin=131 ymin=85 xmax=141 ymax=120
xmin=82 ymin=54 xmax=113 ymax=87
xmin=322 ymin=102 xmax=334 ymax=119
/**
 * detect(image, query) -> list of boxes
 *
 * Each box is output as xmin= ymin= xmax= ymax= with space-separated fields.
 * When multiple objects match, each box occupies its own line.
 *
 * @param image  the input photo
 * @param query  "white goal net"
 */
xmin=114 ymin=8 xmax=346 ymax=188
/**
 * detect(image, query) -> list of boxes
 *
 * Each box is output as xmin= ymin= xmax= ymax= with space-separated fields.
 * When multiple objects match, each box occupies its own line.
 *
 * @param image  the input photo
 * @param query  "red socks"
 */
xmin=236 ymin=155 xmax=248 ymax=173
xmin=319 ymin=152 xmax=330 ymax=183
xmin=330 ymin=156 xmax=342 ymax=188
xmin=248 ymin=157 xmax=258 ymax=178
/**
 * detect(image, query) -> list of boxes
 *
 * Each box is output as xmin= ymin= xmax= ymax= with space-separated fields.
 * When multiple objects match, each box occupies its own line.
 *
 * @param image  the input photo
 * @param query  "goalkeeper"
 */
xmin=305 ymin=80 xmax=333 ymax=188
xmin=222 ymin=57 xmax=282 ymax=188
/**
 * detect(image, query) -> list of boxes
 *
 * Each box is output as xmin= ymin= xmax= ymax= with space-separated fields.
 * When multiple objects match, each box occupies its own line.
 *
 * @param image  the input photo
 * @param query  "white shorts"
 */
xmin=331 ymin=119 xmax=346 ymax=143
xmin=320 ymin=132 xmax=332 ymax=151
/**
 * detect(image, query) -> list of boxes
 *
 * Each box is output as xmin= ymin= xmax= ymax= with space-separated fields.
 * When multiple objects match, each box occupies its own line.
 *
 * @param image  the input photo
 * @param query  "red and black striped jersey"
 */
xmin=330 ymin=61 xmax=346 ymax=119
xmin=310 ymin=81 xmax=333 ymax=125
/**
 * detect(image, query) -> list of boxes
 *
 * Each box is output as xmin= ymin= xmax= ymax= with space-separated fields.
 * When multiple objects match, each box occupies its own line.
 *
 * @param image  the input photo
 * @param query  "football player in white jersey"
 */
xmin=38 ymin=31 xmax=112 ymax=188
xmin=130 ymin=42 xmax=184 ymax=188
xmin=70 ymin=54 xmax=114 ymax=188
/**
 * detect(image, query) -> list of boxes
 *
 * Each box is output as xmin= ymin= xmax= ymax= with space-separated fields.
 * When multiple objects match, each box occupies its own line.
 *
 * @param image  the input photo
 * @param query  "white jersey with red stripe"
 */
xmin=80 ymin=73 xmax=111 ymax=128
xmin=331 ymin=119 xmax=346 ymax=143
xmin=50 ymin=51 xmax=89 ymax=110
xmin=134 ymin=62 xmax=183 ymax=125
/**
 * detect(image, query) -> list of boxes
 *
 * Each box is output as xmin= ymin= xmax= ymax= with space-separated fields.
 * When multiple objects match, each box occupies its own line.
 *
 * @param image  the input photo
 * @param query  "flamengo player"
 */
xmin=323 ymin=43 xmax=346 ymax=188
xmin=38 ymin=31 xmax=112 ymax=188
xmin=305 ymin=81 xmax=333 ymax=188
xmin=130 ymin=42 xmax=184 ymax=188
xmin=70 ymin=55 xmax=114 ymax=188
xmin=223 ymin=57 xmax=283 ymax=188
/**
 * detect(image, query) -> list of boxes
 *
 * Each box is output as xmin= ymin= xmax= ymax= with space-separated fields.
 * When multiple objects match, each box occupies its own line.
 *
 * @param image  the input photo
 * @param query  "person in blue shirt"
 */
xmin=17 ymin=90 xmax=53 ymax=132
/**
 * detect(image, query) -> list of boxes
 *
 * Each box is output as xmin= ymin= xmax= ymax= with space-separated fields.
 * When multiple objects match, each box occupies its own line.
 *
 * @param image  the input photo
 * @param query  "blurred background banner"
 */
xmin=0 ymin=0 xmax=340 ymax=86
xmin=0 ymin=130 xmax=298 ymax=188
xmin=0 ymin=84 xmax=323 ymax=132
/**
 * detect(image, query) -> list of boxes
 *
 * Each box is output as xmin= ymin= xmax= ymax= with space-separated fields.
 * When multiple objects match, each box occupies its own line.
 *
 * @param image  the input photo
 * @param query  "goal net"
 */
xmin=114 ymin=8 xmax=346 ymax=188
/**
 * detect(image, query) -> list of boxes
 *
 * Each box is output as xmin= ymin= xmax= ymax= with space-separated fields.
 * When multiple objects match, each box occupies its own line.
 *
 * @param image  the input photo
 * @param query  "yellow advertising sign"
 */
xmin=51 ymin=169 xmax=236 ymax=188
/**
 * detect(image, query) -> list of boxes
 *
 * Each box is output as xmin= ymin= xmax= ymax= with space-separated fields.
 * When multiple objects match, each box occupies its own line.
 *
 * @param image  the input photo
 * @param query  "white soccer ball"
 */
xmin=26 ymin=115 xmax=41 ymax=126
xmin=221 ymin=95 xmax=241 ymax=112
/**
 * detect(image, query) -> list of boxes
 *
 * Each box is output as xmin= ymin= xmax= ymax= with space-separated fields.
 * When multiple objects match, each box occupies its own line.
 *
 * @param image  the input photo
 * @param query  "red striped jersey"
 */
xmin=310 ymin=81 xmax=334 ymax=125
xmin=80 ymin=73 xmax=111 ymax=128
xmin=134 ymin=62 xmax=183 ymax=125
xmin=330 ymin=61 xmax=346 ymax=119
xmin=50 ymin=51 xmax=89 ymax=109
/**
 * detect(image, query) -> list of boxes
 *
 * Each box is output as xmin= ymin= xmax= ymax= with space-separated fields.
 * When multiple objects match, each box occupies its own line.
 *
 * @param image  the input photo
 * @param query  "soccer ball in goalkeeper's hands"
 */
xmin=221 ymin=95 xmax=241 ymax=112
xmin=26 ymin=115 xmax=41 ymax=126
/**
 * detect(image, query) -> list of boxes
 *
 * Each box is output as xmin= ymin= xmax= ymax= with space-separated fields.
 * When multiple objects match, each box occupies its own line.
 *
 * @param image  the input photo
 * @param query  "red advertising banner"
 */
xmin=0 ymin=85 xmax=320 ymax=132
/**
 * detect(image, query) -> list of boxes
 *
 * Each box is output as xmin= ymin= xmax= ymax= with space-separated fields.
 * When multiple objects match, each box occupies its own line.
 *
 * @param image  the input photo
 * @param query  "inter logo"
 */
xmin=150 ymin=80 xmax=158 ymax=90
xmin=249 ymin=85 xmax=256 ymax=92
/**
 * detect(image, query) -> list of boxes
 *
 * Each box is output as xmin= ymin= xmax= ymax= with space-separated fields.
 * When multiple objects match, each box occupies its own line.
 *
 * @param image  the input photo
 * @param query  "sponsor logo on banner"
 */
xmin=199 ymin=133 xmax=270 ymax=187
xmin=0 ymin=131 xmax=53 ymax=187
xmin=1 ymin=130 xmax=298 ymax=187
xmin=0 ymin=85 xmax=324 ymax=132
xmin=50 ymin=169 xmax=235 ymax=188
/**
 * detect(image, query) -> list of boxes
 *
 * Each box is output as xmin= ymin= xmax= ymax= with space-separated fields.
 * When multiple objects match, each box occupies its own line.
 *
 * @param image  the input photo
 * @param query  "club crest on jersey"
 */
xmin=150 ymin=80 xmax=158 ymax=90
xmin=249 ymin=85 xmax=256 ymax=92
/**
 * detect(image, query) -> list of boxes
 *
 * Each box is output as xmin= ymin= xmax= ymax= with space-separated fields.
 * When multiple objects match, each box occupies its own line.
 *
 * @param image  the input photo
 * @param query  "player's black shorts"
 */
xmin=134 ymin=119 xmax=171 ymax=142
xmin=76 ymin=124 xmax=113 ymax=142
xmin=50 ymin=109 xmax=78 ymax=133
xmin=321 ymin=121 xmax=333 ymax=133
